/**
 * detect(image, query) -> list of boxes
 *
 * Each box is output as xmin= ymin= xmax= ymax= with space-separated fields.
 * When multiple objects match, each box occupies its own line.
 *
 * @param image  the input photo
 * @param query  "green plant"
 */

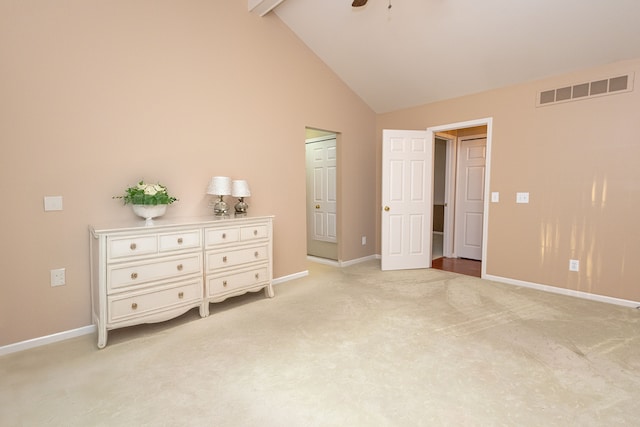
xmin=114 ymin=180 xmax=178 ymax=205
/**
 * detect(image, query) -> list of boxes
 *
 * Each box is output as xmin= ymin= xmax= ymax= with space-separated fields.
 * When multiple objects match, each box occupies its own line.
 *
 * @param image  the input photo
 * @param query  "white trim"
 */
xmin=272 ymin=269 xmax=309 ymax=285
xmin=0 ymin=325 xmax=96 ymax=357
xmin=306 ymin=256 xmax=340 ymax=266
xmin=339 ymin=254 xmax=377 ymax=267
xmin=6 ymin=260 xmax=381 ymax=356
xmin=248 ymin=0 xmax=286 ymax=16
xmin=306 ymin=254 xmax=377 ymax=267
xmin=485 ymin=274 xmax=640 ymax=309
xmin=305 ymin=134 xmax=337 ymax=144
xmin=434 ymin=133 xmax=456 ymax=258
xmin=2 ymin=270 xmax=311 ymax=356
xmin=444 ymin=137 xmax=456 ymax=258
xmin=427 ymin=117 xmax=493 ymax=278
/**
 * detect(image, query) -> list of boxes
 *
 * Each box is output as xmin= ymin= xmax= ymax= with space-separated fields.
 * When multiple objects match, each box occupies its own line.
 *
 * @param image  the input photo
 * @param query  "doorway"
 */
xmin=305 ymin=128 xmax=338 ymax=262
xmin=432 ymin=137 xmax=448 ymax=260
xmin=428 ymin=120 xmax=491 ymax=278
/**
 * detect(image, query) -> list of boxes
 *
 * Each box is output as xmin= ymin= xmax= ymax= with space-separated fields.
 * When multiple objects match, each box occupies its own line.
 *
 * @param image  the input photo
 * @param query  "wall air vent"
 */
xmin=536 ymin=73 xmax=634 ymax=107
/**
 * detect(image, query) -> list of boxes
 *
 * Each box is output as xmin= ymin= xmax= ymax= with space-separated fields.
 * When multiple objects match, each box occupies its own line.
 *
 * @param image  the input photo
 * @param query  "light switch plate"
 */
xmin=516 ymin=192 xmax=529 ymax=204
xmin=44 ymin=196 xmax=63 ymax=211
xmin=50 ymin=268 xmax=66 ymax=286
xmin=491 ymin=192 xmax=499 ymax=202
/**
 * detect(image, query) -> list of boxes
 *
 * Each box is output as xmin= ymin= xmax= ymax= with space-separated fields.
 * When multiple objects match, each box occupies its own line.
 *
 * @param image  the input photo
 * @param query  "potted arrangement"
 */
xmin=115 ymin=180 xmax=178 ymax=225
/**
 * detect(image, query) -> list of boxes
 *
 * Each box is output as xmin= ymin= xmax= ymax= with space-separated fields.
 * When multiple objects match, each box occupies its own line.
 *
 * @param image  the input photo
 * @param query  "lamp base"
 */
xmin=234 ymin=198 xmax=249 ymax=215
xmin=212 ymin=196 xmax=229 ymax=216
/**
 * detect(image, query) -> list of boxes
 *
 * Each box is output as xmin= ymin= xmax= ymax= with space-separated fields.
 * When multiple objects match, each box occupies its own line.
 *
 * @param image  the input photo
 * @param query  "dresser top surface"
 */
xmin=90 ymin=215 xmax=274 ymax=236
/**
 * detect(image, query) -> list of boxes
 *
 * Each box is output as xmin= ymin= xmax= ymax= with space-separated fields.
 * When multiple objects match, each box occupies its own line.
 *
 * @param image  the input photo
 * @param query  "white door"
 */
xmin=381 ymin=130 xmax=432 ymax=271
xmin=306 ymin=137 xmax=337 ymax=244
xmin=454 ymin=137 xmax=486 ymax=260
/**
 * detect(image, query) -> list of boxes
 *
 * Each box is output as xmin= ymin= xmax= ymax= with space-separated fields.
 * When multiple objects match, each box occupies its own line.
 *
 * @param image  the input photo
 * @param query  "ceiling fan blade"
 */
xmin=352 ymin=0 xmax=368 ymax=7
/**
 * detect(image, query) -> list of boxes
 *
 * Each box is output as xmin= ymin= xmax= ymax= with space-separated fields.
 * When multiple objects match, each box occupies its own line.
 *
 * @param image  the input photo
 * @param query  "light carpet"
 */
xmin=1 ymin=260 xmax=639 ymax=426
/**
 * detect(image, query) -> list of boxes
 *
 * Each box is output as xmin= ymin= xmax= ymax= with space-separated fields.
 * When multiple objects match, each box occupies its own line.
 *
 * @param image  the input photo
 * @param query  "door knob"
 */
xmin=384 ymin=206 xmax=390 ymax=211
xmin=315 ymin=205 xmax=320 ymax=209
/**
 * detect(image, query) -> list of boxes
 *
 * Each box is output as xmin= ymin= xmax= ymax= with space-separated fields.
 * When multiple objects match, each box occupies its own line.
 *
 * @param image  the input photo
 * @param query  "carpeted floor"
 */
xmin=1 ymin=260 xmax=639 ymax=426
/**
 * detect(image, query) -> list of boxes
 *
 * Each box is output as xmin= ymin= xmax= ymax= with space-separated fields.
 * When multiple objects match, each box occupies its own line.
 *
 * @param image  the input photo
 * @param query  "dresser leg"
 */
xmin=97 ymin=327 xmax=108 ymax=349
xmin=199 ymin=302 xmax=209 ymax=317
xmin=265 ymin=283 xmax=274 ymax=298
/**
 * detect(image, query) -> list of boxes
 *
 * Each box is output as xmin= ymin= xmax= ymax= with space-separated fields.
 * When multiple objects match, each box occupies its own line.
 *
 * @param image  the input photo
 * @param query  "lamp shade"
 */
xmin=232 ymin=180 xmax=251 ymax=197
xmin=207 ymin=176 xmax=232 ymax=195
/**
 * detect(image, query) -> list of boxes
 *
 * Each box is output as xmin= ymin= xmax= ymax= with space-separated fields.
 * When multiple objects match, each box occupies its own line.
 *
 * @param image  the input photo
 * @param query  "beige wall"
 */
xmin=2 ymin=1 xmax=637 ymax=349
xmin=377 ymin=58 xmax=640 ymax=302
xmin=0 ymin=1 xmax=376 ymax=346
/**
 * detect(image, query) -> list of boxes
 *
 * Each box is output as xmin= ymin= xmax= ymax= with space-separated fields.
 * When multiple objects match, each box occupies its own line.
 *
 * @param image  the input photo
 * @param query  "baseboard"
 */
xmin=485 ymin=274 xmax=640 ymax=309
xmin=272 ymin=269 xmax=309 ymax=285
xmin=0 ymin=325 xmax=96 ymax=357
xmin=1 ymin=257 xmax=403 ymax=356
xmin=339 ymin=255 xmax=378 ymax=267
xmin=1 ymin=270 xmax=315 ymax=356
xmin=2 ymin=270 xmax=309 ymax=357
xmin=307 ymin=254 xmax=378 ymax=267
xmin=306 ymin=255 xmax=339 ymax=266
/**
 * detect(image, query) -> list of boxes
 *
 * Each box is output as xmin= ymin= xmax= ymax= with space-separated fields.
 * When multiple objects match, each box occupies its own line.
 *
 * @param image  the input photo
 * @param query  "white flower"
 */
xmin=153 ymin=184 xmax=165 ymax=193
xmin=144 ymin=185 xmax=158 ymax=196
xmin=137 ymin=182 xmax=146 ymax=190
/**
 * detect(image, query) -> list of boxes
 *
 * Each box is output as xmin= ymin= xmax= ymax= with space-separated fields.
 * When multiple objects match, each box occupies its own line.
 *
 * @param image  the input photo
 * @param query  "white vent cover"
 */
xmin=536 ymin=73 xmax=634 ymax=107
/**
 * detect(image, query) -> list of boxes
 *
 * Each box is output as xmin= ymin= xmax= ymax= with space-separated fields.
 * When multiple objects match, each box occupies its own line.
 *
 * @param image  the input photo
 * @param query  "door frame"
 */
xmin=427 ymin=117 xmax=493 ymax=278
xmin=433 ymin=132 xmax=456 ymax=259
xmin=305 ymin=129 xmax=341 ymax=265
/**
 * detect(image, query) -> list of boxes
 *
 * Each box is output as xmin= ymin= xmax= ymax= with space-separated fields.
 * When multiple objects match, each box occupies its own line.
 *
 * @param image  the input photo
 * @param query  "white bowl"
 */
xmin=132 ymin=204 xmax=167 ymax=225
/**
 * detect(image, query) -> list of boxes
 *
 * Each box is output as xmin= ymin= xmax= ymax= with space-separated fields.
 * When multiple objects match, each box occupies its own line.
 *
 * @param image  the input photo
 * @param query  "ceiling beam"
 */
xmin=248 ymin=0 xmax=286 ymax=17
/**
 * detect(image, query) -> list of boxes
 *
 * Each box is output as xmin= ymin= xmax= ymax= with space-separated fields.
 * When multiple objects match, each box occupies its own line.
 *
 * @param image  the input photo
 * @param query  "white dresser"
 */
xmin=90 ymin=215 xmax=274 ymax=348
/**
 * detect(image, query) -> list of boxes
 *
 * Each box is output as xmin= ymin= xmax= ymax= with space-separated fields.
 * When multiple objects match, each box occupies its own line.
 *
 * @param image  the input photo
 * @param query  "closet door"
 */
xmin=454 ymin=137 xmax=486 ymax=261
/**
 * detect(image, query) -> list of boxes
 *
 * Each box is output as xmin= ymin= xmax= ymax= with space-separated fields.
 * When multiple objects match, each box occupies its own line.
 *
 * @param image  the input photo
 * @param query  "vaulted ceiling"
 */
xmin=267 ymin=0 xmax=640 ymax=113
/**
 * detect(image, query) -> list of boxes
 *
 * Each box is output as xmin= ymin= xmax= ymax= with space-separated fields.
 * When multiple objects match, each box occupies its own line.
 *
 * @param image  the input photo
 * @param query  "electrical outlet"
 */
xmin=361 ymin=236 xmax=367 ymax=245
xmin=51 ymin=268 xmax=66 ymax=286
xmin=569 ymin=259 xmax=579 ymax=272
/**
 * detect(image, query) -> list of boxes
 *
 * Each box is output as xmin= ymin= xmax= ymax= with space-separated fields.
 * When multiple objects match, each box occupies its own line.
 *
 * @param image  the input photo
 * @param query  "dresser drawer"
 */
xmin=206 ymin=244 xmax=268 ymax=271
xmin=108 ymin=253 xmax=202 ymax=291
xmin=205 ymin=227 xmax=240 ymax=247
xmin=108 ymin=279 xmax=202 ymax=323
xmin=240 ymin=224 xmax=268 ymax=241
xmin=108 ymin=235 xmax=158 ymax=260
xmin=159 ymin=230 xmax=201 ymax=252
xmin=207 ymin=266 xmax=269 ymax=296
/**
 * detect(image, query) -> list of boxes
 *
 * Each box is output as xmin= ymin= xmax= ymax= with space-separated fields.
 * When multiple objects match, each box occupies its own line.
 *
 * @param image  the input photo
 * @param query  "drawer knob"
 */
xmin=253 ymin=229 xmax=258 ymax=236
xmin=178 ymin=291 xmax=184 ymax=299
xmin=131 ymin=272 xmax=138 ymax=280
xmin=223 ymin=280 xmax=228 ymax=287
xmin=131 ymin=302 xmax=138 ymax=310
xmin=222 ymin=233 xmax=226 ymax=239
xmin=254 ymin=251 xmax=259 ymax=258
xmin=255 ymin=273 xmax=259 ymax=279
xmin=177 ymin=264 xmax=183 ymax=271
xmin=222 ymin=256 xmax=227 ymax=263
xmin=130 ymin=243 xmax=137 ymax=250
xmin=177 ymin=238 xmax=183 ymax=244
